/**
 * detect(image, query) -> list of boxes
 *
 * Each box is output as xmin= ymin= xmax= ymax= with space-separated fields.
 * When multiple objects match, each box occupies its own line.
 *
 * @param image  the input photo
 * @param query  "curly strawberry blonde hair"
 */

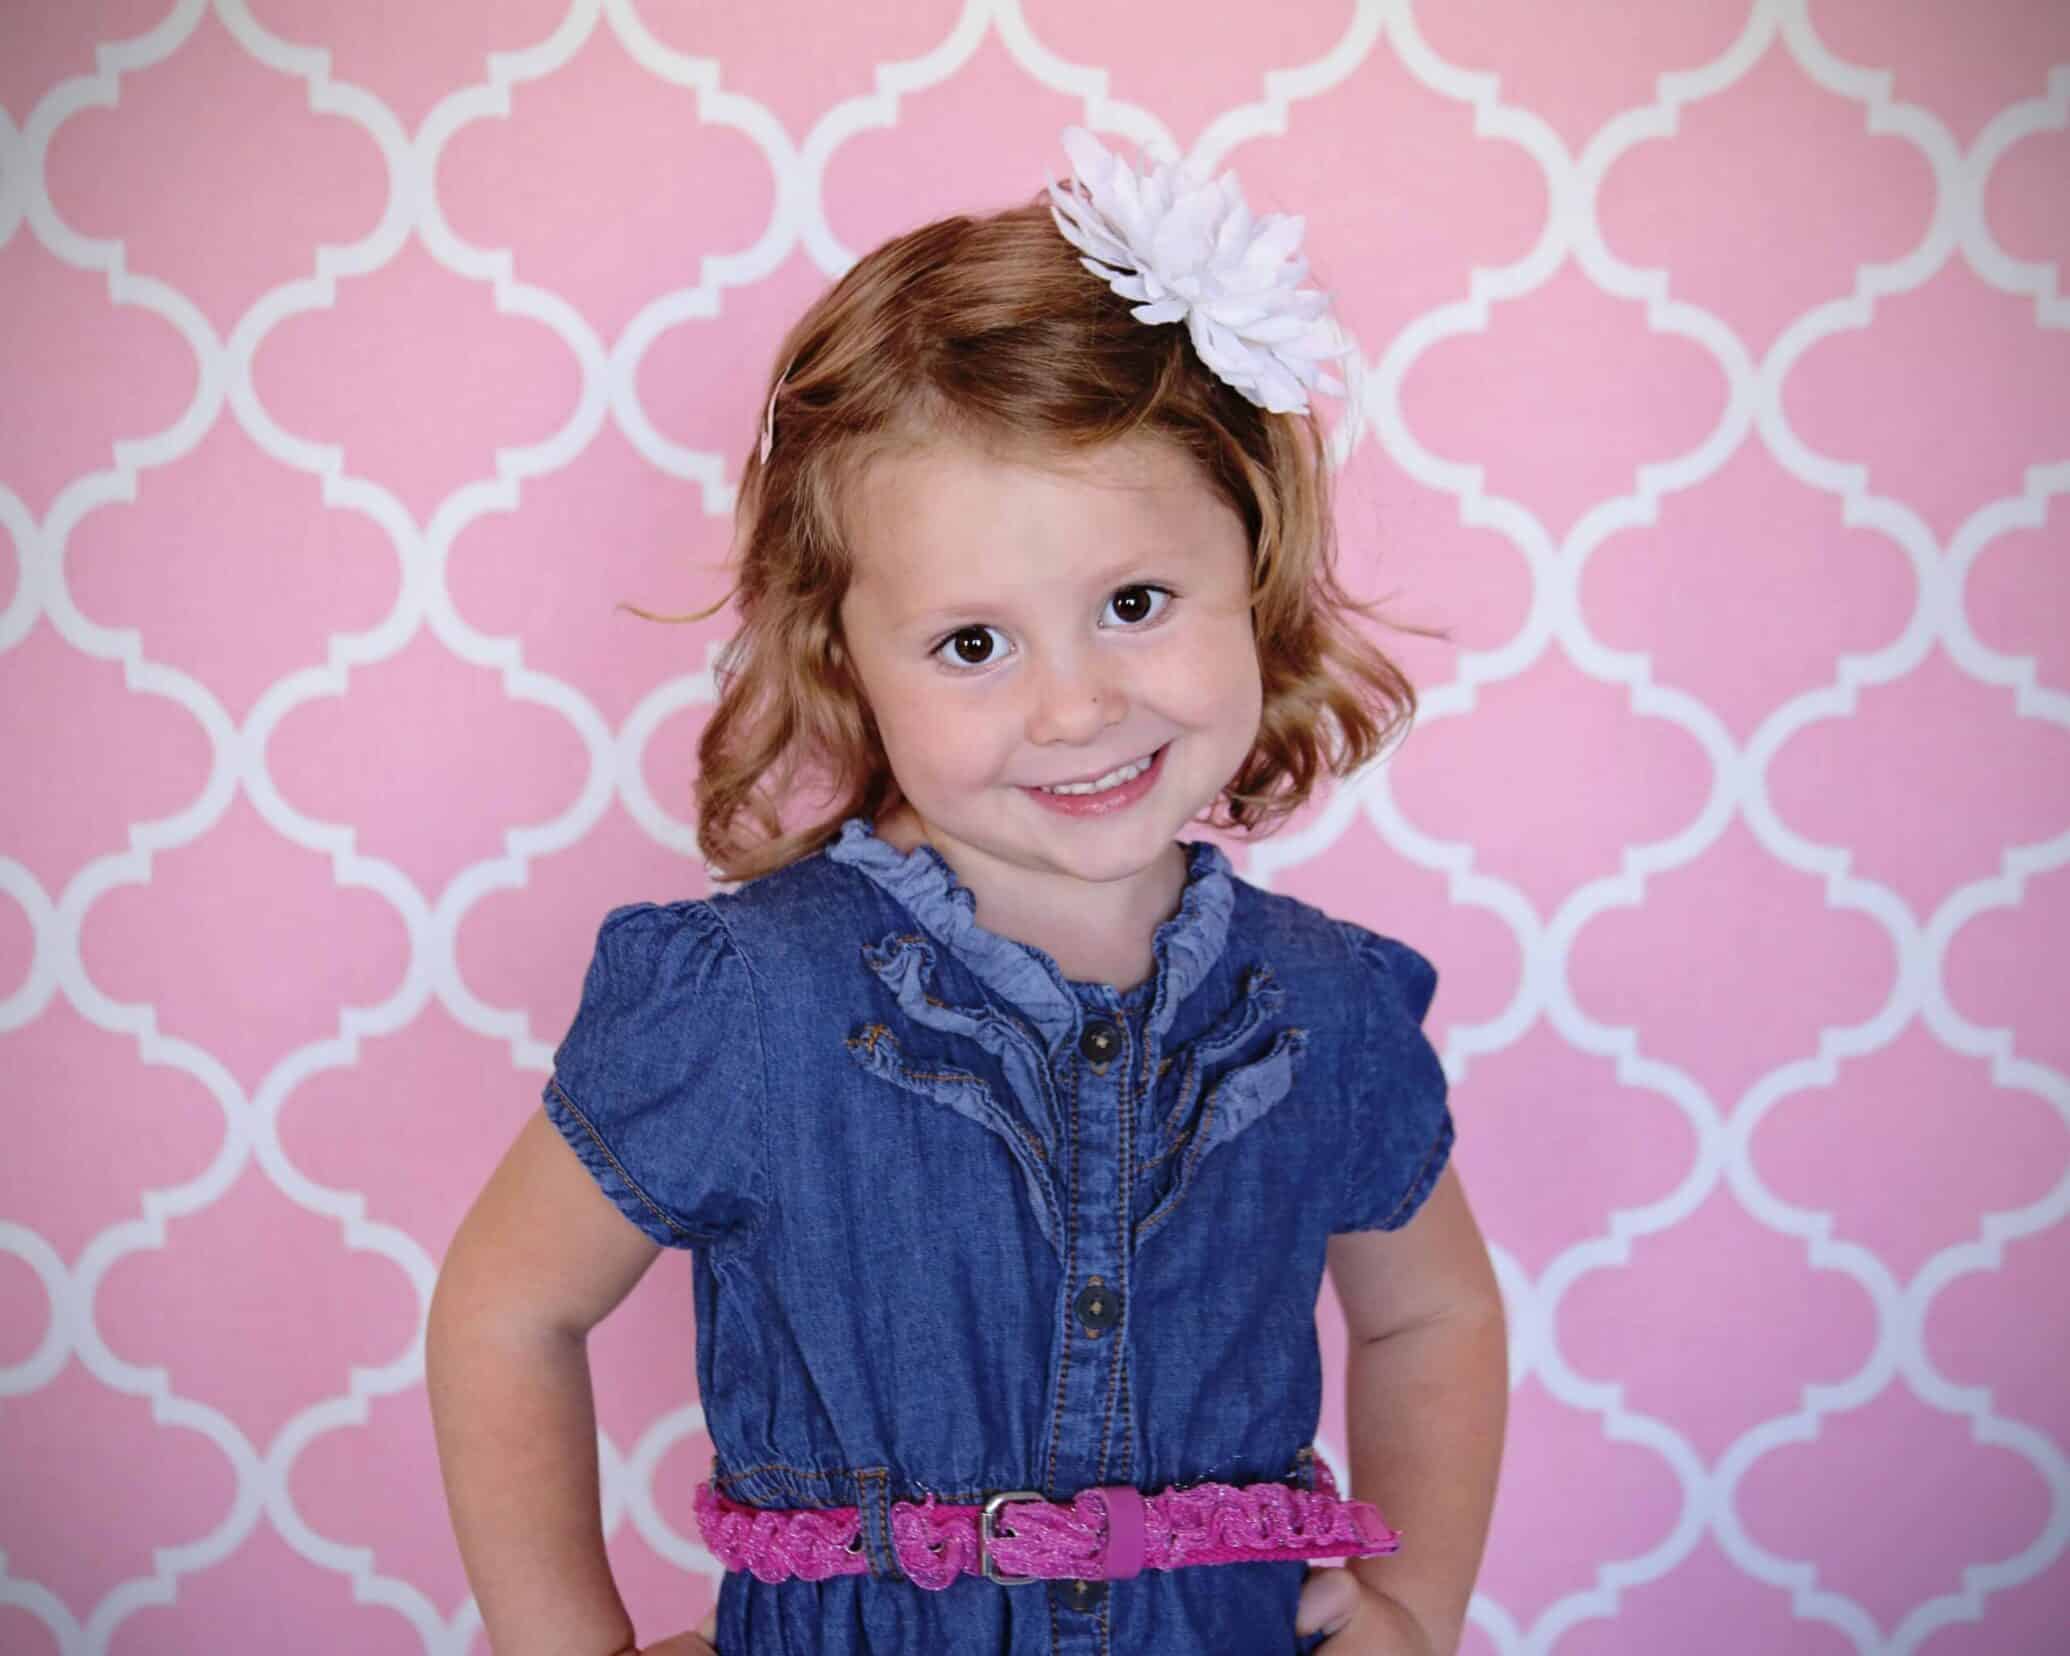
xmin=688 ymin=196 xmax=1424 ymax=882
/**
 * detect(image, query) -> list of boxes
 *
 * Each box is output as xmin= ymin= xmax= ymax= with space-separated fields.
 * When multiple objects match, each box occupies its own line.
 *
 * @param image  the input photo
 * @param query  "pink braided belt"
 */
xmin=692 ymin=1460 xmax=1399 ymax=1590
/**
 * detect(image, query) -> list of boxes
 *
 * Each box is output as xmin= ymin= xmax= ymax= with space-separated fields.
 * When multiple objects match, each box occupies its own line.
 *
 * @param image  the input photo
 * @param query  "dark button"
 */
xmin=1057 ymin=1577 xmax=1106 ymax=1613
xmin=1073 ymin=1276 xmax=1122 ymax=1335
xmin=1078 ymin=1020 xmax=1120 ymax=1065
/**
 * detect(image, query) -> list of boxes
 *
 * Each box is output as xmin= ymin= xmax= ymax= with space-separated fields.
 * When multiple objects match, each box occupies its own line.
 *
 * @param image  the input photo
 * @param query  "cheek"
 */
xmin=863 ymin=672 xmax=1005 ymax=781
xmin=861 ymin=681 xmax=931 ymax=767
xmin=1228 ymin=655 xmax=1266 ymax=751
xmin=1163 ymin=625 xmax=1262 ymax=730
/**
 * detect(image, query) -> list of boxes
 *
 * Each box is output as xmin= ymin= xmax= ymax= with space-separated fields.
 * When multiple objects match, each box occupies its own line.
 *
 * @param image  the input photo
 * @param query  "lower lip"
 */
xmin=1021 ymin=745 xmax=1168 ymax=818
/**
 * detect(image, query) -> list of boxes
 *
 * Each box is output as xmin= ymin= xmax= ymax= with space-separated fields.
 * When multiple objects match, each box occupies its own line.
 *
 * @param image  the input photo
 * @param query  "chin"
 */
xmin=1017 ymin=793 xmax=1210 ymax=869
xmin=1042 ymin=835 xmax=1172 ymax=883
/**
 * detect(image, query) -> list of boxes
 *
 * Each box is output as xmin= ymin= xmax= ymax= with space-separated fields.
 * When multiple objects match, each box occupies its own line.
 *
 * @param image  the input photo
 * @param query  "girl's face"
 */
xmin=838 ymin=432 xmax=1263 ymax=901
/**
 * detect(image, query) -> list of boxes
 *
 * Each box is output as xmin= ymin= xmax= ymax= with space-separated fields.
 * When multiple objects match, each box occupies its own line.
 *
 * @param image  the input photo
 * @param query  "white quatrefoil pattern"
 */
xmin=2 ymin=2 xmax=2067 ymax=1652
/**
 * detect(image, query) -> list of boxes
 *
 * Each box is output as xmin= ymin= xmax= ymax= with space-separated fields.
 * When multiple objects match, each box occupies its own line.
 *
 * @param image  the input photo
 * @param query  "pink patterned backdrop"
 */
xmin=4 ymin=2 xmax=2067 ymax=1652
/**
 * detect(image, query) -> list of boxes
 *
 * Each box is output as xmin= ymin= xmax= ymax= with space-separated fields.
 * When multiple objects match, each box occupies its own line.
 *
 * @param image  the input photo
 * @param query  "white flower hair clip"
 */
xmin=1047 ymin=126 xmax=1347 ymax=415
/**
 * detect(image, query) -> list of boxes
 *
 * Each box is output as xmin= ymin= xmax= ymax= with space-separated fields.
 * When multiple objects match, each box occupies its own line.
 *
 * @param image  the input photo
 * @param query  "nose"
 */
xmin=1025 ymin=649 xmax=1126 ymax=747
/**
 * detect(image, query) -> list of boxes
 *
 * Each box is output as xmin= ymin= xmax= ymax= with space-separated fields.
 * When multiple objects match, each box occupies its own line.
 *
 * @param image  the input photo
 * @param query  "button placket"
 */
xmin=1043 ymin=1004 xmax=1138 ymax=1581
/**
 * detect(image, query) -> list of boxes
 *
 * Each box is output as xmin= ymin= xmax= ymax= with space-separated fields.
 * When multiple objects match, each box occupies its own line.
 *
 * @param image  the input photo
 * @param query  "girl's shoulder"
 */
xmin=1217 ymin=869 xmax=1451 ymax=1235
xmin=1221 ymin=869 xmax=1439 ymax=1028
xmin=576 ymin=843 xmax=873 ymax=982
xmin=691 ymin=841 xmax=905 ymax=973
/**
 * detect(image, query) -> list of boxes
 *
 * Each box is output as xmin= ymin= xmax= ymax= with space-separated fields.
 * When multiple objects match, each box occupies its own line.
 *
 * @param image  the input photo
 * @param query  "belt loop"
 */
xmin=1097 ymin=1486 xmax=1147 ymax=1580
xmin=858 ymin=1468 xmax=902 ymax=1580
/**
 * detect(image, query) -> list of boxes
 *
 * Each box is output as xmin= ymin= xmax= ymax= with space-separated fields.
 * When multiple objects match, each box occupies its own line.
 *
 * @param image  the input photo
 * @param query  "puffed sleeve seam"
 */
xmin=542 ymin=900 xmax=771 ymax=1250
xmin=1329 ymin=918 xmax=1453 ymax=1233
xmin=1374 ymin=1111 xmax=1455 ymax=1231
xmin=546 ymin=1073 xmax=700 ymax=1245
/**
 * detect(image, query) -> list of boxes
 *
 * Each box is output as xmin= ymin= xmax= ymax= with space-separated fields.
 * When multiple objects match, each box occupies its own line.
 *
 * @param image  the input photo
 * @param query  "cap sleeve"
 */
xmin=543 ymin=901 xmax=767 ymax=1248
xmin=1330 ymin=920 xmax=1454 ymax=1233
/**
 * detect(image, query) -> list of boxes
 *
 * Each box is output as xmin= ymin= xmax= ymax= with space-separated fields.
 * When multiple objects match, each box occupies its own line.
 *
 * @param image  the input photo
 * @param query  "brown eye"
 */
xmin=1104 ymin=585 xmax=1170 ymax=627
xmin=934 ymin=625 xmax=1008 ymax=669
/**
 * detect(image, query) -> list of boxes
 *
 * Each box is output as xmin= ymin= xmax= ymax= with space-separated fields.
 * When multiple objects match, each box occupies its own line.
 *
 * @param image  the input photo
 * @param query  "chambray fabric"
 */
xmin=544 ymin=817 xmax=1453 ymax=1655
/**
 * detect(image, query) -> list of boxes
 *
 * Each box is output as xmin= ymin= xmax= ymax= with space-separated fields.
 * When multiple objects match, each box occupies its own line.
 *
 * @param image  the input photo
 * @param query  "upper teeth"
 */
xmin=1039 ymin=754 xmax=1153 ymax=795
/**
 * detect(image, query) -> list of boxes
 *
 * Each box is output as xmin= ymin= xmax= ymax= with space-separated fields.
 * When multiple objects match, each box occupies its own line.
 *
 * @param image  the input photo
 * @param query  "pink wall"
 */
xmin=4 ymin=2 xmax=2067 ymax=1651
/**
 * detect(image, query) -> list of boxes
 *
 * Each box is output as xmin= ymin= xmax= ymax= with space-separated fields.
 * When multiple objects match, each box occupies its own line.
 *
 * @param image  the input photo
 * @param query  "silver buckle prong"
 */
xmin=980 ymin=1490 xmax=1043 ymax=1586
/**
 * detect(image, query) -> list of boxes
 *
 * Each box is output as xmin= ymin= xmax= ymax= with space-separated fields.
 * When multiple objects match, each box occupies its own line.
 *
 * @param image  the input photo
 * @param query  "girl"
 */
xmin=428 ymin=129 xmax=1506 ymax=1656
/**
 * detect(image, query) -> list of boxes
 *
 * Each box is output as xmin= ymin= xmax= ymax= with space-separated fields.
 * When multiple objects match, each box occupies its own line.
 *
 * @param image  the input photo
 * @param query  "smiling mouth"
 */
xmin=1033 ymin=747 xmax=1163 ymax=796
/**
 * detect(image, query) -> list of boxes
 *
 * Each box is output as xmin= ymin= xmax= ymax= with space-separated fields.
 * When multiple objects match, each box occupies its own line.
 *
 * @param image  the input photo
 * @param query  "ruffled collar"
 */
xmin=824 ymin=815 xmax=1234 ymax=1053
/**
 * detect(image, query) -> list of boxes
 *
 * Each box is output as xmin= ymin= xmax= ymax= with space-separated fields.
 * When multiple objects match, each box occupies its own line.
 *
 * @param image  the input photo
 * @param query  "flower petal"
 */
xmin=1060 ymin=126 xmax=1117 ymax=192
xmin=1046 ymin=126 xmax=1344 ymax=414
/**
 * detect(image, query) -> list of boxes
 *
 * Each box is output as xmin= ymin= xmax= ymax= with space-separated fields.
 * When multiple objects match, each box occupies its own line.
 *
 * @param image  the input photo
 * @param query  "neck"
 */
xmin=875 ymin=805 xmax=1186 ymax=991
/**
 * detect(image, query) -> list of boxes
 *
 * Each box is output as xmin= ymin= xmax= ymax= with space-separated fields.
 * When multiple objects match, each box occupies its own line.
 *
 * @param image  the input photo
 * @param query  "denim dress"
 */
xmin=544 ymin=817 xmax=1453 ymax=1655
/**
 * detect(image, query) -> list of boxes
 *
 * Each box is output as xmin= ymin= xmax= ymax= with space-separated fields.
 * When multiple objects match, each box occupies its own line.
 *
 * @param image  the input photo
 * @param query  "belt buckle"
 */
xmin=980 ymin=1490 xmax=1043 ymax=1586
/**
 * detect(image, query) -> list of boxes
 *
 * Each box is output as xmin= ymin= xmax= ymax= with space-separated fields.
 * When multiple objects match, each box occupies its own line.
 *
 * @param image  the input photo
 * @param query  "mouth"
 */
xmin=1032 ymin=749 xmax=1160 ymax=795
xmin=1019 ymin=743 xmax=1170 ymax=817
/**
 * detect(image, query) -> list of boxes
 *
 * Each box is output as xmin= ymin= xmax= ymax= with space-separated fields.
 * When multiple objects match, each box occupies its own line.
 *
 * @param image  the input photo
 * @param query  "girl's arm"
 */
xmin=426 ymin=1108 xmax=669 ymax=1656
xmin=1304 ymin=1165 xmax=1508 ymax=1655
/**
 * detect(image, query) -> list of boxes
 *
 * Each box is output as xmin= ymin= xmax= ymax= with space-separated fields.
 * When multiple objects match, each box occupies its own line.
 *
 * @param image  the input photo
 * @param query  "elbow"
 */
xmin=1351 ymin=1282 xmax=1507 ymax=1355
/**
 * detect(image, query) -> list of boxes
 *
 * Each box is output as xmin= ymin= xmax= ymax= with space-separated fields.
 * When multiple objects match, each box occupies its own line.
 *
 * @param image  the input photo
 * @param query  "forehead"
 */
xmin=844 ymin=433 xmax=1239 ymax=602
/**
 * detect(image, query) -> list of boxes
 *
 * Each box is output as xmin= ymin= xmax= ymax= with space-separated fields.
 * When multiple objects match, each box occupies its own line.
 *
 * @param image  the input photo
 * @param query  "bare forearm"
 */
xmin=426 ymin=1301 xmax=637 ymax=1656
xmin=1343 ymin=1302 xmax=1508 ymax=1654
